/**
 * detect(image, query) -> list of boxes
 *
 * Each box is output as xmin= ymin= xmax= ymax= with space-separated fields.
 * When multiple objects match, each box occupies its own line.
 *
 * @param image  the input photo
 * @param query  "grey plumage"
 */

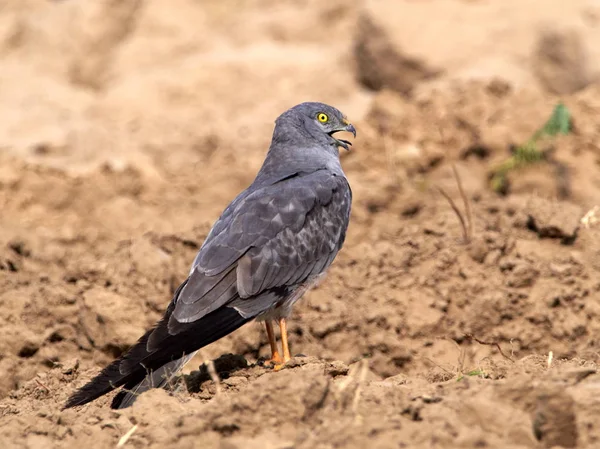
xmin=65 ymin=102 xmax=355 ymax=409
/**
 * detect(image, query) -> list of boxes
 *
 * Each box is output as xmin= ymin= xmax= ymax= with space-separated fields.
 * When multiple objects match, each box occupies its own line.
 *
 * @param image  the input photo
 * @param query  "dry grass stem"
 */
xmin=452 ymin=165 xmax=473 ymax=239
xmin=465 ymin=334 xmax=514 ymax=362
xmin=351 ymin=359 xmax=369 ymax=417
xmin=116 ymin=424 xmax=138 ymax=448
xmin=581 ymin=206 xmax=599 ymax=229
xmin=437 ymin=165 xmax=473 ymax=243
xmin=35 ymin=379 xmax=50 ymax=393
xmin=206 ymin=359 xmax=222 ymax=395
xmin=437 ymin=187 xmax=469 ymax=243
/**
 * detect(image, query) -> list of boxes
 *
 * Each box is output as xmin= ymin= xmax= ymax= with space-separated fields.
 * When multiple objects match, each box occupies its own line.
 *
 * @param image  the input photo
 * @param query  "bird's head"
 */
xmin=275 ymin=102 xmax=357 ymax=151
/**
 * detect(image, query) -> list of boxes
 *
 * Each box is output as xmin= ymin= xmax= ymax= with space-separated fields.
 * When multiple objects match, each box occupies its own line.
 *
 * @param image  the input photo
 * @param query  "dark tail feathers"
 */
xmin=64 ymin=306 xmax=250 ymax=409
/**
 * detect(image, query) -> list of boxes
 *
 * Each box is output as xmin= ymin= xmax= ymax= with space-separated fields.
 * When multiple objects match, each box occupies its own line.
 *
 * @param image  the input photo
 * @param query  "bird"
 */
xmin=64 ymin=102 xmax=356 ymax=409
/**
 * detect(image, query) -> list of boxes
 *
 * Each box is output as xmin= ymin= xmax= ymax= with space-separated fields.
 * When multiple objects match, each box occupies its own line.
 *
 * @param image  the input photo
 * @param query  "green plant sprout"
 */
xmin=490 ymin=103 xmax=572 ymax=193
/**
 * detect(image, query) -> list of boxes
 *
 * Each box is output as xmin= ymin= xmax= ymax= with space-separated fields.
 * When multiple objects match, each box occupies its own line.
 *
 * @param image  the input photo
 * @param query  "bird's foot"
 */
xmin=262 ymin=353 xmax=283 ymax=368
xmin=273 ymin=355 xmax=291 ymax=371
xmin=273 ymin=362 xmax=286 ymax=371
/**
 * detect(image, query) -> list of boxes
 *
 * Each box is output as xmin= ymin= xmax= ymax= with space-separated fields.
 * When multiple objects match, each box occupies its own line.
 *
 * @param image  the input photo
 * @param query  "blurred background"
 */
xmin=1 ymin=1 xmax=600 ymax=448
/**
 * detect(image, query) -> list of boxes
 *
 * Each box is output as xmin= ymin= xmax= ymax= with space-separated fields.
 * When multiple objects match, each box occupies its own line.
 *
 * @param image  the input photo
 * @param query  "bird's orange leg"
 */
xmin=263 ymin=320 xmax=283 ymax=367
xmin=274 ymin=317 xmax=291 ymax=371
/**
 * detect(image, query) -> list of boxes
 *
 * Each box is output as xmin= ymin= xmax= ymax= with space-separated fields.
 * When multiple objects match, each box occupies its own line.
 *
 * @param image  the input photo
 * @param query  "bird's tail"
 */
xmin=64 ymin=306 xmax=250 ymax=409
xmin=110 ymin=351 xmax=197 ymax=409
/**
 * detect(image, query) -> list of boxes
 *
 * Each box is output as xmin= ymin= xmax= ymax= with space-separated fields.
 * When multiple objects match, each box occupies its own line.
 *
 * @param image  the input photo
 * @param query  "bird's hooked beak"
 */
xmin=328 ymin=119 xmax=357 ymax=151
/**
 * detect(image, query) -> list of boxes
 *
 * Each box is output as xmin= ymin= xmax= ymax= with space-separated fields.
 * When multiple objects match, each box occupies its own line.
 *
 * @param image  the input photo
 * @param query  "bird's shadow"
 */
xmin=183 ymin=353 xmax=250 ymax=393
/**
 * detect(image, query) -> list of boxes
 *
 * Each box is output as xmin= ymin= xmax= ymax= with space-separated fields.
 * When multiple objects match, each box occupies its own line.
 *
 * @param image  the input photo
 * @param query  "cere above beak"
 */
xmin=328 ymin=123 xmax=357 ymax=150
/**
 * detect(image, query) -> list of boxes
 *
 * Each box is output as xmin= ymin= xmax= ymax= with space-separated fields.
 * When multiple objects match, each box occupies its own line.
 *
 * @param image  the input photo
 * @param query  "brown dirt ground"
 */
xmin=2 ymin=1 xmax=600 ymax=448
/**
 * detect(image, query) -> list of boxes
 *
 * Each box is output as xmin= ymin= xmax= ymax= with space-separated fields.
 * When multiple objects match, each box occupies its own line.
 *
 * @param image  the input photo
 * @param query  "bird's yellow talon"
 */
xmin=263 ymin=355 xmax=283 ymax=367
xmin=264 ymin=318 xmax=292 ymax=371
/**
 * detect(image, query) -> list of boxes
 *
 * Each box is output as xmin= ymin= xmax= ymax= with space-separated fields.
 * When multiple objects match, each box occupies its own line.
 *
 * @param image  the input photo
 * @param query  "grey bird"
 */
xmin=64 ymin=102 xmax=355 ymax=409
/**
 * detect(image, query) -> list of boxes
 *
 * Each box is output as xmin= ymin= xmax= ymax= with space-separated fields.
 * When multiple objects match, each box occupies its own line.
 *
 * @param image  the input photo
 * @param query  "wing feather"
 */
xmin=172 ymin=170 xmax=351 ymax=322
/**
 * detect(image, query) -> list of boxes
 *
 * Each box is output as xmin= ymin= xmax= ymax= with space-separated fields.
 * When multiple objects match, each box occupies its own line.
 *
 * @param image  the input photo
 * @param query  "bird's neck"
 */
xmin=253 ymin=137 xmax=343 ymax=186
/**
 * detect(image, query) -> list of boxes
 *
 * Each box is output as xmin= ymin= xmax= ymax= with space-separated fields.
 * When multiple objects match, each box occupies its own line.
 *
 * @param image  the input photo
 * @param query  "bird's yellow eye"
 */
xmin=317 ymin=113 xmax=329 ymax=123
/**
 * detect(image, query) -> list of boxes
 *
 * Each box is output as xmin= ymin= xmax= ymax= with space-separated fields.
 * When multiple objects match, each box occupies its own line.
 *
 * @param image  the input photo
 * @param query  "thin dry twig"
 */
xmin=437 ymin=165 xmax=473 ymax=243
xmin=452 ymin=165 xmax=473 ymax=240
xmin=581 ymin=206 xmax=599 ymax=229
xmin=547 ymin=351 xmax=554 ymax=369
xmin=437 ymin=187 xmax=469 ymax=243
xmin=331 ymin=359 xmax=369 ymax=423
xmin=509 ymin=339 xmax=516 ymax=360
xmin=116 ymin=424 xmax=138 ymax=448
xmin=162 ymin=358 xmax=191 ymax=404
xmin=420 ymin=356 xmax=455 ymax=377
xmin=351 ymin=359 xmax=369 ymax=416
xmin=446 ymin=337 xmax=467 ymax=374
xmin=205 ymin=359 xmax=222 ymax=395
xmin=35 ymin=379 xmax=50 ymax=393
xmin=465 ymin=334 xmax=514 ymax=362
xmin=336 ymin=370 xmax=355 ymax=393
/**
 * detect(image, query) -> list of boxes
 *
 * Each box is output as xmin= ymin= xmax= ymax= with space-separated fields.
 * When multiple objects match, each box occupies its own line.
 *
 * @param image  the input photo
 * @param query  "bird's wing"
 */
xmin=170 ymin=169 xmax=351 ymax=324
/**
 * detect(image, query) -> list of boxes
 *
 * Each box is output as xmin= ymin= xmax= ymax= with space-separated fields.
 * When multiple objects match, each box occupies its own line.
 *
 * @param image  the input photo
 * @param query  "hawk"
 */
xmin=65 ymin=102 xmax=355 ymax=409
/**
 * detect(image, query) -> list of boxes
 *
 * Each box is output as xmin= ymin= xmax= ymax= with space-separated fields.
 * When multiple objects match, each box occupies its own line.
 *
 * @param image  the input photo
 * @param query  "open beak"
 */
xmin=329 ymin=122 xmax=357 ymax=151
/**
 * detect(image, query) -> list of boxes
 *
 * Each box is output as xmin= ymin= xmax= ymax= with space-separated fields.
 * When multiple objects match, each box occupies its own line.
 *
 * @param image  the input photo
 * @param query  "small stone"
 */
xmin=549 ymin=263 xmax=572 ymax=276
xmin=526 ymin=197 xmax=583 ymax=244
xmin=506 ymin=263 xmax=539 ymax=288
xmin=324 ymin=361 xmax=350 ymax=377
xmin=60 ymin=359 xmax=80 ymax=376
xmin=484 ymin=249 xmax=502 ymax=266
xmin=468 ymin=239 xmax=488 ymax=264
